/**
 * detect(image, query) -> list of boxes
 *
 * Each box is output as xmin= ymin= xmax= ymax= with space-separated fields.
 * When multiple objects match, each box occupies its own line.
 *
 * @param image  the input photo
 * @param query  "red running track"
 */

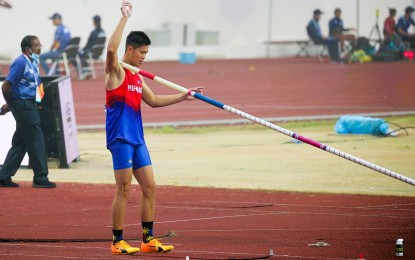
xmin=70 ymin=58 xmax=415 ymax=127
xmin=0 ymin=183 xmax=414 ymax=259
xmin=1 ymin=58 xmax=414 ymax=259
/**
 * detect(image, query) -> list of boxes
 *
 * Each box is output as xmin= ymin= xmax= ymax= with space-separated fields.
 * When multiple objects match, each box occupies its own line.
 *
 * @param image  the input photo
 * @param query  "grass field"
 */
xmin=13 ymin=115 xmax=415 ymax=196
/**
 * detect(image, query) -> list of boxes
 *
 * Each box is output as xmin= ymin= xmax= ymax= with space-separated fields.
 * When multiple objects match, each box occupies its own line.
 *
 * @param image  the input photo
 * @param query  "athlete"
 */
xmin=105 ymin=1 xmax=203 ymax=255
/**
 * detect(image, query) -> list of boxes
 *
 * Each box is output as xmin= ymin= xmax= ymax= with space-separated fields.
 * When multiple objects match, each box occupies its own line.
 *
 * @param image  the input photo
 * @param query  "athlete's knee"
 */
xmin=116 ymin=182 xmax=132 ymax=198
xmin=141 ymin=183 xmax=156 ymax=199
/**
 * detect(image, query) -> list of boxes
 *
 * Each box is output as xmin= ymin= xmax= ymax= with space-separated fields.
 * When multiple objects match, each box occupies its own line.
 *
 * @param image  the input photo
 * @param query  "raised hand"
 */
xmin=120 ymin=0 xmax=132 ymax=18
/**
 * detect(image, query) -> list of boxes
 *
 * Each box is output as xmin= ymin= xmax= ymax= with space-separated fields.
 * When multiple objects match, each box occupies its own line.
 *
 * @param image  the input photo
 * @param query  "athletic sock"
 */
xmin=142 ymin=221 xmax=154 ymax=243
xmin=112 ymin=229 xmax=123 ymax=244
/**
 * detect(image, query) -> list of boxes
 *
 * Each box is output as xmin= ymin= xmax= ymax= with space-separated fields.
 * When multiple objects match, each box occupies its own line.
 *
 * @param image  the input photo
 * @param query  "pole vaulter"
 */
xmin=120 ymin=61 xmax=415 ymax=187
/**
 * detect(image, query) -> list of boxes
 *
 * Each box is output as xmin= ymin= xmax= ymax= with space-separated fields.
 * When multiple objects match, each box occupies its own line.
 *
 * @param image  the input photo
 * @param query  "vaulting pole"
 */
xmin=120 ymin=61 xmax=415 ymax=187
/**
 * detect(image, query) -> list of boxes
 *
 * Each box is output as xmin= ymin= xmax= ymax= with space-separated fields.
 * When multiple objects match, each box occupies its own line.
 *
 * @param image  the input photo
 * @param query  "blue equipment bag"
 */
xmin=335 ymin=116 xmax=389 ymax=135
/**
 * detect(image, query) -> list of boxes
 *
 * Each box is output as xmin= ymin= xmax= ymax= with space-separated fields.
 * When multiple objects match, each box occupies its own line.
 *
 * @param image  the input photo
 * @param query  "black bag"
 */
xmin=372 ymin=49 xmax=402 ymax=62
xmin=356 ymin=37 xmax=372 ymax=50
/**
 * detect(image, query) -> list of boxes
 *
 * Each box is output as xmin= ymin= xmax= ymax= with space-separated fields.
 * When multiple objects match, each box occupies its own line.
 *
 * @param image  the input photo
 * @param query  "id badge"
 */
xmin=36 ymin=83 xmax=44 ymax=103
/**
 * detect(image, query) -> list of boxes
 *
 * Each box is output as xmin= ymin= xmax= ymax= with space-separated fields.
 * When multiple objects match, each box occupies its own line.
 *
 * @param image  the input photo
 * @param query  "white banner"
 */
xmin=0 ymin=81 xmax=29 ymax=166
xmin=57 ymin=77 xmax=80 ymax=165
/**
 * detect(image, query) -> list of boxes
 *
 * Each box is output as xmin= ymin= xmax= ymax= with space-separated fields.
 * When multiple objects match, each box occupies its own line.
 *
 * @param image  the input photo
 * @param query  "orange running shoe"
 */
xmin=141 ymin=239 xmax=174 ymax=253
xmin=111 ymin=240 xmax=140 ymax=255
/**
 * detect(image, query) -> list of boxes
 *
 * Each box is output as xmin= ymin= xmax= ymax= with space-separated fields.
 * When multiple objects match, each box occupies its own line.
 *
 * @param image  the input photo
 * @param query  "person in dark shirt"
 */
xmin=81 ymin=15 xmax=106 ymax=57
xmin=329 ymin=8 xmax=356 ymax=51
xmin=396 ymin=6 xmax=415 ymax=49
xmin=307 ymin=9 xmax=341 ymax=62
xmin=76 ymin=15 xmax=106 ymax=78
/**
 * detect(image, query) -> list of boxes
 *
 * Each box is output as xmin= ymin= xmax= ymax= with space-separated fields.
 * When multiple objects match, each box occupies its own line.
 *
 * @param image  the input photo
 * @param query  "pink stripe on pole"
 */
xmin=139 ymin=70 xmax=156 ymax=80
xmin=297 ymin=135 xmax=326 ymax=150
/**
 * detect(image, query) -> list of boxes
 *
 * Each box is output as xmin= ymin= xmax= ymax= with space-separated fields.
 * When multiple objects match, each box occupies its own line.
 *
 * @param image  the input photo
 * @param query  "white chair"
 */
xmin=306 ymin=40 xmax=328 ymax=62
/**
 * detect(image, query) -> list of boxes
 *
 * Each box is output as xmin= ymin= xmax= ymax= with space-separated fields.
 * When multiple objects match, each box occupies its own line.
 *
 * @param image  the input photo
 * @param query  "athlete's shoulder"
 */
xmin=105 ymin=64 xmax=127 ymax=91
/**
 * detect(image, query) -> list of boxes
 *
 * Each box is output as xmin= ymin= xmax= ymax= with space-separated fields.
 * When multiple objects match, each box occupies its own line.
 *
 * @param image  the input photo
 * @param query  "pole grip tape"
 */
xmin=138 ymin=70 xmax=156 ymax=80
xmin=193 ymin=92 xmax=225 ymax=109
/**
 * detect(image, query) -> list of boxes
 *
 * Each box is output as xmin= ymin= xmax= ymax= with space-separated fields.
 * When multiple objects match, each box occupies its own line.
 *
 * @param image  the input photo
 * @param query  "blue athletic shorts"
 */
xmin=108 ymin=139 xmax=152 ymax=170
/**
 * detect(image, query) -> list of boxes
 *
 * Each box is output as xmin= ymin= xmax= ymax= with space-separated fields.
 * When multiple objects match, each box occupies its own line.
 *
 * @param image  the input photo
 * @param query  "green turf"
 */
xmin=147 ymin=115 xmax=415 ymax=135
xmin=145 ymin=115 xmax=415 ymax=196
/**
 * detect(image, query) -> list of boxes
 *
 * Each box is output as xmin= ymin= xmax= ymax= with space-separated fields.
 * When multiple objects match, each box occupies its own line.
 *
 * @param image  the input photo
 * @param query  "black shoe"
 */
xmin=32 ymin=180 xmax=56 ymax=188
xmin=0 ymin=179 xmax=19 ymax=187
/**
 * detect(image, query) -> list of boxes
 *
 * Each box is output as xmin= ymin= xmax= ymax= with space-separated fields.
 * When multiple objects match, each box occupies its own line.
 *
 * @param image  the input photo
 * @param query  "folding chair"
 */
xmin=48 ymin=37 xmax=82 ymax=77
xmin=340 ymin=40 xmax=353 ymax=58
xmin=81 ymin=37 xmax=106 ymax=79
xmin=306 ymin=39 xmax=328 ymax=62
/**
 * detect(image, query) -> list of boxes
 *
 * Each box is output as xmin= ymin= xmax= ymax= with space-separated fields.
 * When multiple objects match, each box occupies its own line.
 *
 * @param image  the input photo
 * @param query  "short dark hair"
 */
xmin=21 ymin=35 xmax=38 ymax=52
xmin=405 ymin=6 xmax=415 ymax=14
xmin=93 ymin=15 xmax=101 ymax=23
xmin=125 ymin=31 xmax=151 ymax=52
xmin=313 ymin=9 xmax=323 ymax=16
xmin=389 ymin=8 xmax=397 ymax=15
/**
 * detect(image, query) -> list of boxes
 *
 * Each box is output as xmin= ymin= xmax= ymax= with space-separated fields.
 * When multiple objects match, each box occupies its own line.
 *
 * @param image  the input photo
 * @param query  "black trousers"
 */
xmin=314 ymin=38 xmax=340 ymax=62
xmin=0 ymin=99 xmax=49 ymax=182
xmin=323 ymin=39 xmax=341 ymax=61
xmin=401 ymin=35 xmax=415 ymax=49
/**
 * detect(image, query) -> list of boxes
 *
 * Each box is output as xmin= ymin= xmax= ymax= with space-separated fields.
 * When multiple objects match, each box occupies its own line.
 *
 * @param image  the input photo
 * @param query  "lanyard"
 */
xmin=23 ymin=54 xmax=44 ymax=103
xmin=22 ymin=54 xmax=39 ymax=86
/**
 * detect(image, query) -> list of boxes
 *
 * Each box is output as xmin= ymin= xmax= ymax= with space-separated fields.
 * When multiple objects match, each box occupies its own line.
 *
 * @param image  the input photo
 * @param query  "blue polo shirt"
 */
xmin=55 ymin=24 xmax=71 ymax=52
xmin=397 ymin=16 xmax=415 ymax=36
xmin=6 ymin=54 xmax=41 ymax=100
xmin=329 ymin=17 xmax=345 ymax=36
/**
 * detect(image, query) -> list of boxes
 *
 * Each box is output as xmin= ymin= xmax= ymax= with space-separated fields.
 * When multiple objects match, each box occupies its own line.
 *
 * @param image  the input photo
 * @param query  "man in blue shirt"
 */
xmin=0 ymin=35 xmax=56 ymax=188
xmin=329 ymin=8 xmax=356 ymax=51
xmin=39 ymin=13 xmax=71 ymax=75
xmin=397 ymin=6 xmax=415 ymax=49
xmin=307 ymin=9 xmax=340 ymax=62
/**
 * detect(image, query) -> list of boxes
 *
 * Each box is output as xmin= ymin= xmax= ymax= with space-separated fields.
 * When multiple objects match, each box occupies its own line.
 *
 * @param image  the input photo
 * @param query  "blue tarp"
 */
xmin=335 ymin=116 xmax=389 ymax=135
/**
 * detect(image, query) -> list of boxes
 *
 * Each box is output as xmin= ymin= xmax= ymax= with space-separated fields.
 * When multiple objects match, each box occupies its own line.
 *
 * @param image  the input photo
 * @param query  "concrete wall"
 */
xmin=0 ymin=0 xmax=413 ymax=62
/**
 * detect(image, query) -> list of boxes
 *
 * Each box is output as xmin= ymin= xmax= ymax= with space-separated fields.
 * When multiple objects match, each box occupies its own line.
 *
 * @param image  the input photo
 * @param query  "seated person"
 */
xmin=383 ymin=8 xmax=404 ymax=49
xmin=307 ymin=9 xmax=341 ymax=62
xmin=39 ymin=13 xmax=71 ymax=75
xmin=383 ymin=8 xmax=397 ymax=42
xmin=329 ymin=8 xmax=356 ymax=51
xmin=396 ymin=6 xmax=415 ymax=49
xmin=76 ymin=15 xmax=106 ymax=78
